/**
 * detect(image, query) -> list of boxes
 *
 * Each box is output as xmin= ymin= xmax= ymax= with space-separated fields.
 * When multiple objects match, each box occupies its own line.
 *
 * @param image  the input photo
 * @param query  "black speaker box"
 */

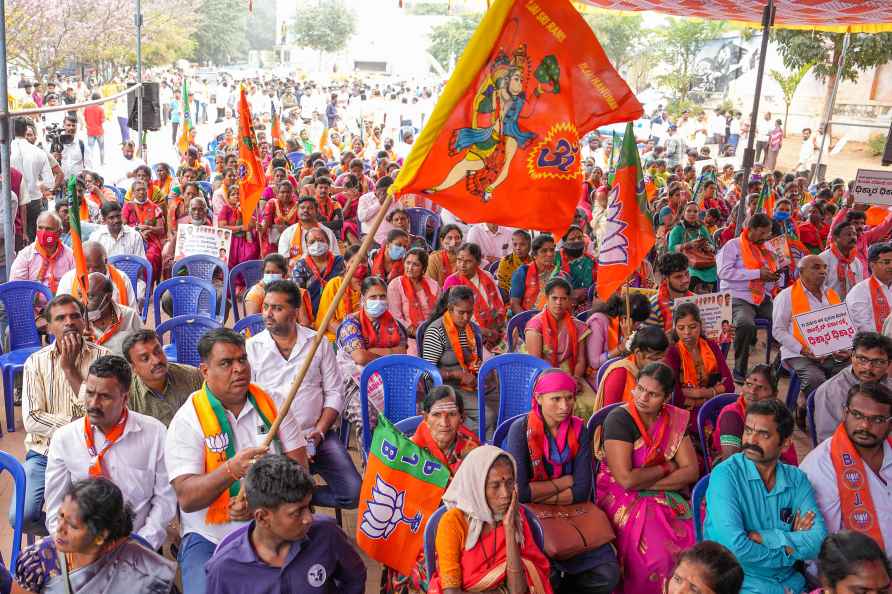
xmin=127 ymin=82 xmax=161 ymax=131
xmin=883 ymin=121 xmax=892 ymax=167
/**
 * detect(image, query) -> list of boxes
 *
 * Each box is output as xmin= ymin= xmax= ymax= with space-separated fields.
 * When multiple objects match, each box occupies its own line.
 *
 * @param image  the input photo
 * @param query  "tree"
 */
xmin=769 ymin=64 xmax=811 ymax=137
xmin=583 ymin=13 xmax=644 ymax=72
xmin=655 ymin=18 xmax=726 ymax=104
xmin=191 ymin=0 xmax=248 ymax=65
xmin=427 ymin=14 xmax=481 ymax=71
xmin=291 ymin=0 xmax=357 ymax=55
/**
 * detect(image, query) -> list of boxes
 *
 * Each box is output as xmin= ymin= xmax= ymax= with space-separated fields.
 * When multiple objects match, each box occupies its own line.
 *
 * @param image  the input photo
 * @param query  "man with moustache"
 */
xmin=44 ymin=355 xmax=176 ymax=549
xmin=801 ymin=382 xmax=892 ymax=553
xmin=704 ymin=399 xmax=827 ymax=594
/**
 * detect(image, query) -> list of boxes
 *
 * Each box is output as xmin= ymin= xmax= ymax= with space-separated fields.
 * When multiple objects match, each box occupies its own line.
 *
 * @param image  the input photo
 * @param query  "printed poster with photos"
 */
xmin=675 ymin=291 xmax=733 ymax=345
xmin=174 ymin=224 xmax=232 ymax=262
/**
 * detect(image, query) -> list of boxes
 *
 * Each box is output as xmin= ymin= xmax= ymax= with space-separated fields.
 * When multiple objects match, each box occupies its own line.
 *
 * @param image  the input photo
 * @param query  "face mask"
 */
xmin=87 ymin=296 xmax=108 ymax=322
xmin=36 ymin=229 xmax=60 ymax=251
xmin=263 ymin=273 xmax=282 ymax=285
xmin=134 ymin=192 xmax=147 ymax=204
xmin=364 ymin=299 xmax=387 ymax=318
xmin=308 ymin=241 xmax=329 ymax=257
xmin=773 ymin=211 xmax=791 ymax=222
xmin=353 ymin=263 xmax=369 ymax=281
xmin=388 ymin=245 xmax=406 ymax=261
xmin=563 ymin=241 xmax=585 ymax=258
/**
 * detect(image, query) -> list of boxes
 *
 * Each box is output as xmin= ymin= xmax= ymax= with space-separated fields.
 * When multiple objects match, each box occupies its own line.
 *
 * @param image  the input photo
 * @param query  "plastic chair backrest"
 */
xmin=196 ymin=181 xmax=213 ymax=197
xmin=506 ymin=309 xmax=538 ymax=352
xmin=173 ymin=254 xmax=227 ymax=283
xmin=0 ymin=281 xmax=54 ymax=350
xmin=416 ymin=319 xmax=431 ymax=358
xmin=697 ymin=393 xmax=738 ymax=470
xmin=359 ymin=355 xmax=443 ymax=453
xmin=104 ymin=185 xmax=125 ymax=204
xmin=287 ymin=152 xmax=305 ymax=169
xmin=153 ymin=276 xmax=220 ymax=322
xmin=155 ymin=315 xmax=222 ymax=368
xmin=0 ymin=450 xmax=26 ymax=571
xmin=595 ymin=356 xmax=623 ymax=389
xmin=693 ymin=473 xmax=710 ymax=542
xmin=806 ymin=390 xmax=818 ymax=447
xmin=575 ymin=308 xmax=593 ymax=322
xmin=233 ymin=314 xmax=265 ymax=337
xmin=478 ymin=354 xmax=550 ymax=443
xmin=228 ymin=259 xmax=264 ymax=322
xmin=781 ymin=359 xmax=801 ymax=412
xmin=405 ymin=207 xmax=440 ymax=247
xmin=587 ymin=402 xmax=621 ymax=438
xmin=485 ymin=259 xmax=500 ymax=276
xmin=108 ymin=254 xmax=153 ymax=319
xmin=394 ymin=415 xmax=423 ymax=437
xmin=491 ymin=413 xmax=525 ymax=448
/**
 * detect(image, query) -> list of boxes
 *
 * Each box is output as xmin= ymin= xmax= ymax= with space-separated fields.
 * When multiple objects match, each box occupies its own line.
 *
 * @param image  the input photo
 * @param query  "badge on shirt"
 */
xmin=258 ymin=424 xmax=269 ymax=435
xmin=307 ymin=563 xmax=326 ymax=588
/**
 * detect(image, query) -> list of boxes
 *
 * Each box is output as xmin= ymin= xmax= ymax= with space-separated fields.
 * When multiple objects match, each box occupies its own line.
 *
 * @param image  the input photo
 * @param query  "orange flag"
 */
xmin=237 ymin=86 xmax=265 ymax=226
xmin=596 ymin=121 xmax=655 ymax=302
xmin=390 ymin=0 xmax=642 ymax=236
xmin=271 ymin=104 xmax=284 ymax=150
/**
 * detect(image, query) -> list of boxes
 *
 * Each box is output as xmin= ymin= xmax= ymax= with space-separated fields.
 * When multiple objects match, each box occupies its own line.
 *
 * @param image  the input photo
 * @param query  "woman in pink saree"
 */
xmin=596 ymin=362 xmax=699 ymax=594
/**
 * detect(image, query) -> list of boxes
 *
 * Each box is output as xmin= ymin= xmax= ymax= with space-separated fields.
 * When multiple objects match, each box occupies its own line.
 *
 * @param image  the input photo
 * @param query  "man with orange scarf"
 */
xmin=278 ymin=197 xmax=340 ymax=271
xmin=847 ymin=242 xmax=892 ymax=334
xmin=10 ymin=211 xmax=74 ymax=296
xmin=165 ymin=328 xmax=308 ymax=594
xmin=820 ymin=220 xmax=865 ymax=300
xmin=717 ymin=213 xmax=780 ymax=383
xmin=773 ymin=255 xmax=851 ymax=423
xmin=646 ymin=252 xmax=693 ymax=332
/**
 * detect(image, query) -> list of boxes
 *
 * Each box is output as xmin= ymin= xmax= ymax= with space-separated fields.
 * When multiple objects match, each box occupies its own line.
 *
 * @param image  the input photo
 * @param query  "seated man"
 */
xmin=247 ymin=281 xmax=360 ymax=510
xmin=88 ymin=201 xmax=147 ymax=260
xmin=647 ymin=252 xmax=693 ymax=332
xmin=17 ymin=295 xmax=110 ymax=533
xmin=704 ymin=399 xmax=826 ymax=594
xmin=846 ymin=242 xmax=892 ymax=334
xmin=801 ymin=382 xmax=892 ymax=554
xmin=44 ymin=355 xmax=176 ymax=550
xmin=814 ymin=332 xmax=892 ymax=443
xmin=123 ymin=329 xmax=203 ymax=427
xmin=56 ymin=241 xmax=138 ymax=307
xmin=164 ymin=328 xmax=308 ymax=594
xmin=9 ymin=211 xmax=73 ymax=294
xmin=819 ymin=220 xmax=864 ymax=300
xmin=205 ymin=455 xmax=366 ymax=593
xmin=84 ymin=272 xmax=142 ymax=357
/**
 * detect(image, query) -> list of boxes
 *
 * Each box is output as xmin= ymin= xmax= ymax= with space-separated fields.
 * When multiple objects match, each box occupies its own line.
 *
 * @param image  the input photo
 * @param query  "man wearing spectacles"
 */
xmin=814 ymin=332 xmax=892 ymax=443
xmin=800 ymin=382 xmax=892 ymax=557
xmin=846 ymin=243 xmax=892 ymax=334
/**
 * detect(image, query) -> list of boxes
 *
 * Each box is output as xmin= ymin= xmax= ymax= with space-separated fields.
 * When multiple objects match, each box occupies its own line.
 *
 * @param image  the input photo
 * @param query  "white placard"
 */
xmin=793 ymin=303 xmax=856 ymax=358
xmin=675 ymin=291 xmax=733 ymax=343
xmin=695 ymin=158 xmax=717 ymax=177
xmin=174 ymin=224 xmax=232 ymax=261
xmin=852 ymin=169 xmax=892 ymax=206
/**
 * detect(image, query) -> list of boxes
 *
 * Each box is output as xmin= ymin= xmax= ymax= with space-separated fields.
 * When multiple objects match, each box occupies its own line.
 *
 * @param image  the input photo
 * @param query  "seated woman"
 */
xmin=666 ymin=541 xmax=743 ymax=594
xmin=443 ymin=243 xmax=507 ymax=355
xmin=212 ymin=167 xmax=238 ymax=221
xmin=388 ymin=207 xmax=428 ymax=250
xmin=668 ymin=201 xmax=718 ymax=293
xmin=585 ymin=292 xmax=652 ymax=384
xmin=387 ymin=247 xmax=440 ymax=355
xmin=811 ymin=531 xmax=891 ymax=594
xmin=245 ymin=253 xmax=313 ymax=326
xmin=218 ymin=185 xmax=260 ymax=269
xmin=316 ymin=245 xmax=363 ymax=341
xmin=14 ymin=477 xmax=175 ymax=593
xmin=497 ymin=229 xmax=532 ymax=295
xmin=593 ymin=325 xmax=669 ymax=411
xmin=597 ymin=362 xmax=698 ymax=594
xmin=710 ymin=364 xmax=798 ymax=466
xmin=382 ymin=385 xmax=480 ymax=594
xmin=152 ymin=163 xmax=174 ymax=199
xmin=510 ymin=234 xmax=557 ymax=315
xmin=292 ymin=227 xmax=345 ymax=316
xmin=335 ymin=173 xmax=362 ymax=245
xmin=336 ymin=276 xmax=408 ymax=436
xmin=525 ymin=278 xmax=594 ymax=418
xmin=370 ymin=228 xmax=410 ymax=283
xmin=422 ymin=287 xmax=496 ymax=435
xmin=121 ymin=179 xmax=165 ymax=285
xmin=505 ymin=369 xmax=620 ymax=594
xmin=554 ymin=225 xmax=596 ymax=313
xmin=664 ymin=302 xmax=734 ymax=435
xmin=124 ymin=165 xmax=166 ymax=206
xmin=429 ymin=446 xmax=553 ymax=594
xmin=427 ymin=224 xmax=463 ymax=286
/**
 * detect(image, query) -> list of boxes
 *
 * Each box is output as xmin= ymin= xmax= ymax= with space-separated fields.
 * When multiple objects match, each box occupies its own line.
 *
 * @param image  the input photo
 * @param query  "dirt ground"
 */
xmin=775 ymin=133 xmax=887 ymax=181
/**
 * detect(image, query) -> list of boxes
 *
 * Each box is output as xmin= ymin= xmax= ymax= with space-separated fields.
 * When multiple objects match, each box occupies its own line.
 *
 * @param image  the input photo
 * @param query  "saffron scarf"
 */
xmin=527 ymin=371 xmax=583 ymax=481
xmin=458 ymin=271 xmax=504 ymax=330
xmin=71 ymin=264 xmax=130 ymax=307
xmin=288 ymin=223 xmax=306 ymax=263
xmin=400 ymin=275 xmax=436 ymax=326
xmin=412 ymin=420 xmax=479 ymax=475
xmin=677 ymin=338 xmax=718 ymax=389
xmin=84 ymin=408 xmax=129 ymax=477
xmin=738 ymin=229 xmax=777 ymax=305
xmin=304 ymin=253 xmax=335 ymax=285
xmin=94 ymin=307 xmax=123 ymax=346
xmin=606 ymin=316 xmax=621 ymax=351
xmin=790 ymin=280 xmax=840 ymax=349
xmin=829 ymin=424 xmax=892 ymax=550
xmin=372 ymin=248 xmax=404 ymax=282
xmin=869 ymin=276 xmax=891 ymax=333
xmin=541 ymin=309 xmax=579 ymax=372
xmin=35 ymin=241 xmax=63 ymax=294
xmin=359 ymin=308 xmax=402 ymax=348
xmin=443 ymin=310 xmax=479 ymax=377
xmin=522 ymin=262 xmax=545 ymax=311
xmin=273 ymin=198 xmax=299 ymax=226
xmin=656 ymin=281 xmax=692 ymax=332
xmin=593 ymin=355 xmax=638 ymax=412
xmin=192 ymin=383 xmax=279 ymax=524
xmin=626 ymin=402 xmax=671 ymax=467
xmin=831 ymin=243 xmax=857 ymax=296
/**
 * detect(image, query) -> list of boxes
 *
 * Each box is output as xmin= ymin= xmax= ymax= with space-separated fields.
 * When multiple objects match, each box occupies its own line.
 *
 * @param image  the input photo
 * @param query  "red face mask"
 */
xmin=353 ymin=264 xmax=368 ymax=281
xmin=37 ymin=229 xmax=60 ymax=251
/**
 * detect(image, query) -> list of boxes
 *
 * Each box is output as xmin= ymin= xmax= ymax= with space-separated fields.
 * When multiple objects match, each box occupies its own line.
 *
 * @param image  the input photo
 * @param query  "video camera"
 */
xmin=44 ymin=123 xmax=74 ymax=146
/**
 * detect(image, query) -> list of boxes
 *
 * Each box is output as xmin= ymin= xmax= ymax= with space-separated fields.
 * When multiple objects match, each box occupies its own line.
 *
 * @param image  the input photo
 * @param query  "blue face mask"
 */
xmin=388 ymin=245 xmax=406 ymax=261
xmin=773 ymin=211 xmax=791 ymax=222
xmin=364 ymin=299 xmax=387 ymax=319
xmin=263 ymin=273 xmax=283 ymax=284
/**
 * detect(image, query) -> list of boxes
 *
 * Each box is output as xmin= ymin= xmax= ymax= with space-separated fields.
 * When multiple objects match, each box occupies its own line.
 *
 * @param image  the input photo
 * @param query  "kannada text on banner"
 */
xmin=852 ymin=169 xmax=892 ymax=206
xmin=793 ymin=303 xmax=856 ymax=358
xmin=174 ymin=224 xmax=233 ymax=261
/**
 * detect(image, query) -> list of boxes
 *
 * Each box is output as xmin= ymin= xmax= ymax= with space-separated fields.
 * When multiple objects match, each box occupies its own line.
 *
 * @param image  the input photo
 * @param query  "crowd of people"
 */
xmin=1 ymin=69 xmax=891 ymax=594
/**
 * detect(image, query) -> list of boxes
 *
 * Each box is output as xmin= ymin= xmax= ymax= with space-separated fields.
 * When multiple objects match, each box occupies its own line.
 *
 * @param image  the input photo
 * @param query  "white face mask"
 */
xmin=308 ymin=241 xmax=329 ymax=257
xmin=87 ymin=296 xmax=108 ymax=321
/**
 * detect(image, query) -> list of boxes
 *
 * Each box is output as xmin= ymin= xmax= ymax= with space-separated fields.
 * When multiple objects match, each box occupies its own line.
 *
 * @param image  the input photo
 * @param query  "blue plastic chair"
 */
xmin=394 ymin=415 xmax=423 ymax=437
xmin=196 ymin=181 xmax=213 ymax=197
xmin=575 ymin=308 xmax=593 ymax=322
xmin=806 ymin=389 xmax=818 ymax=447
xmin=360 ymin=355 xmax=443 ymax=454
xmin=0 ymin=281 xmax=54 ymax=432
xmin=477 ymin=353 xmax=550 ymax=443
xmin=491 ymin=412 xmax=525 ymax=448
xmin=155 ymin=315 xmax=222 ymax=368
xmin=172 ymin=255 xmax=228 ymax=318
xmin=781 ymin=359 xmax=801 ymax=412
xmin=755 ymin=317 xmax=772 ymax=364
xmin=104 ymin=185 xmax=125 ymax=204
xmin=153 ymin=276 xmax=221 ymax=323
xmin=587 ymin=402 xmax=621 ymax=479
xmin=416 ymin=319 xmax=431 ymax=358
xmin=595 ymin=355 xmax=623 ymax=389
xmin=405 ymin=208 xmax=441 ymax=248
xmin=108 ymin=254 xmax=153 ymax=320
xmin=233 ymin=314 xmax=266 ymax=337
xmin=0 ymin=450 xmax=26 ymax=571
xmin=286 ymin=151 xmax=305 ymax=170
xmin=692 ymin=474 xmax=710 ymax=542
xmin=697 ymin=393 xmax=738 ymax=470
xmin=506 ymin=309 xmax=538 ymax=352
xmin=228 ymin=260 xmax=264 ymax=322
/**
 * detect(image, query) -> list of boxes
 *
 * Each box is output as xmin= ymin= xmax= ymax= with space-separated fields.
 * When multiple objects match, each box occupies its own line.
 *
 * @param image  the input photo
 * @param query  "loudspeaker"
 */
xmin=127 ymin=82 xmax=161 ymax=131
xmin=883 ymin=121 xmax=892 ymax=166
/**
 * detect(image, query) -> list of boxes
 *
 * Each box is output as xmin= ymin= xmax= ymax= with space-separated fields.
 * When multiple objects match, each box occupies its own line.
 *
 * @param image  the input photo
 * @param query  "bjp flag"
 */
xmin=237 ymin=86 xmax=265 ymax=226
xmin=176 ymin=78 xmax=193 ymax=156
xmin=356 ymin=415 xmax=450 ymax=575
xmin=596 ymin=122 xmax=655 ymax=301
xmin=67 ymin=180 xmax=88 ymax=297
xmin=390 ymin=0 xmax=642 ymax=236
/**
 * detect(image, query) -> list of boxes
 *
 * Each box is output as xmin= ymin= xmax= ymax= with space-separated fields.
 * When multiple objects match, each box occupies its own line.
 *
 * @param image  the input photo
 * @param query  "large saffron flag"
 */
xmin=270 ymin=104 xmax=284 ymax=150
xmin=237 ymin=86 xmax=265 ymax=226
xmin=596 ymin=121 xmax=655 ymax=301
xmin=67 ymin=182 xmax=89 ymax=298
xmin=390 ymin=0 xmax=642 ymax=236
xmin=356 ymin=415 xmax=450 ymax=575
xmin=176 ymin=78 xmax=193 ymax=156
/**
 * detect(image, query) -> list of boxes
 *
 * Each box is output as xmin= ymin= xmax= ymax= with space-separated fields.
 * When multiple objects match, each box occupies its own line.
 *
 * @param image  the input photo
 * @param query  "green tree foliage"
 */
xmin=191 ymin=0 xmax=248 ymax=65
xmin=583 ymin=13 xmax=644 ymax=72
xmin=406 ymin=2 xmax=449 ymax=15
xmin=291 ymin=0 xmax=357 ymax=55
xmin=656 ymin=18 xmax=725 ymax=103
xmin=427 ymin=14 xmax=482 ymax=71
xmin=769 ymin=64 xmax=811 ymax=136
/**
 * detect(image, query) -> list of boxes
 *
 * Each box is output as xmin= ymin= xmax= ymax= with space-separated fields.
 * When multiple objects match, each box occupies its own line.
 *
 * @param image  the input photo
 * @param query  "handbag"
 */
xmin=525 ymin=501 xmax=615 ymax=561
xmin=679 ymin=232 xmax=716 ymax=269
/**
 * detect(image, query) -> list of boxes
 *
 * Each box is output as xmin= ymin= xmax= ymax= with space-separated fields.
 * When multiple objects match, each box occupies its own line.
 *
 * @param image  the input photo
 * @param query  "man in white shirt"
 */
xmin=755 ymin=111 xmax=774 ymax=164
xmin=357 ymin=176 xmax=398 ymax=244
xmin=165 ymin=328 xmax=307 ymax=594
xmin=278 ymin=197 xmax=340 ymax=269
xmin=847 ymin=243 xmax=892 ymax=334
xmin=795 ymin=127 xmax=818 ymax=173
xmin=820 ymin=220 xmax=865 ymax=300
xmin=88 ymin=201 xmax=146 ymax=259
xmin=466 ymin=223 xmax=514 ymax=267
xmin=44 ymin=355 xmax=175 ymax=550
xmin=105 ymin=140 xmax=145 ymax=191
xmin=246 ymin=281 xmax=359 ymax=510
xmin=60 ymin=114 xmax=89 ymax=178
xmin=708 ymin=109 xmax=726 ymax=146
xmin=11 ymin=117 xmax=53 ymax=240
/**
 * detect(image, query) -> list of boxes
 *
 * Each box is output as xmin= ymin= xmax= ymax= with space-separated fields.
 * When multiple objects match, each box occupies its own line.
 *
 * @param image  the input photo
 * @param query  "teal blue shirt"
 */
xmin=704 ymin=453 xmax=826 ymax=594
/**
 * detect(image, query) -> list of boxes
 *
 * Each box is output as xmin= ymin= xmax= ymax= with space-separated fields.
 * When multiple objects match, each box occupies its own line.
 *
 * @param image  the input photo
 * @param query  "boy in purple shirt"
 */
xmin=205 ymin=455 xmax=366 ymax=594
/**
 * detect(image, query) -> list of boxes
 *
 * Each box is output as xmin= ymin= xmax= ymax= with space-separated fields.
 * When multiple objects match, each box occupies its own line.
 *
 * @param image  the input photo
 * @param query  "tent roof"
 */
xmin=573 ymin=0 xmax=892 ymax=32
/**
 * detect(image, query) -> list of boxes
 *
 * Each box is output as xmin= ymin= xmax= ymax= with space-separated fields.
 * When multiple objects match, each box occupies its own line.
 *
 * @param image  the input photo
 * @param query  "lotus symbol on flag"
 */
xmin=359 ymin=475 xmax=422 ymax=540
xmin=598 ymin=183 xmax=630 ymax=266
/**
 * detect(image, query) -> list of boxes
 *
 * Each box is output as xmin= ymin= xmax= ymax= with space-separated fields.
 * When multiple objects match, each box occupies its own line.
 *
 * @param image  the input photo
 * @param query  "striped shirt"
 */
xmin=421 ymin=322 xmax=471 ymax=365
xmin=22 ymin=341 xmax=110 ymax=455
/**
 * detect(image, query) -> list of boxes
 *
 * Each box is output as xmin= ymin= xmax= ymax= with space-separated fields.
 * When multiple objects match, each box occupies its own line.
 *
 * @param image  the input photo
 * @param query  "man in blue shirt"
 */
xmin=704 ymin=399 xmax=826 ymax=594
xmin=205 ymin=454 xmax=366 ymax=594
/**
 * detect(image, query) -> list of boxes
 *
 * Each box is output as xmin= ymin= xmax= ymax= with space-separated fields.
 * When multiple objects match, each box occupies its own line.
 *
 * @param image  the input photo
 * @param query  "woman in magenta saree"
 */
xmin=596 ymin=362 xmax=699 ymax=594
